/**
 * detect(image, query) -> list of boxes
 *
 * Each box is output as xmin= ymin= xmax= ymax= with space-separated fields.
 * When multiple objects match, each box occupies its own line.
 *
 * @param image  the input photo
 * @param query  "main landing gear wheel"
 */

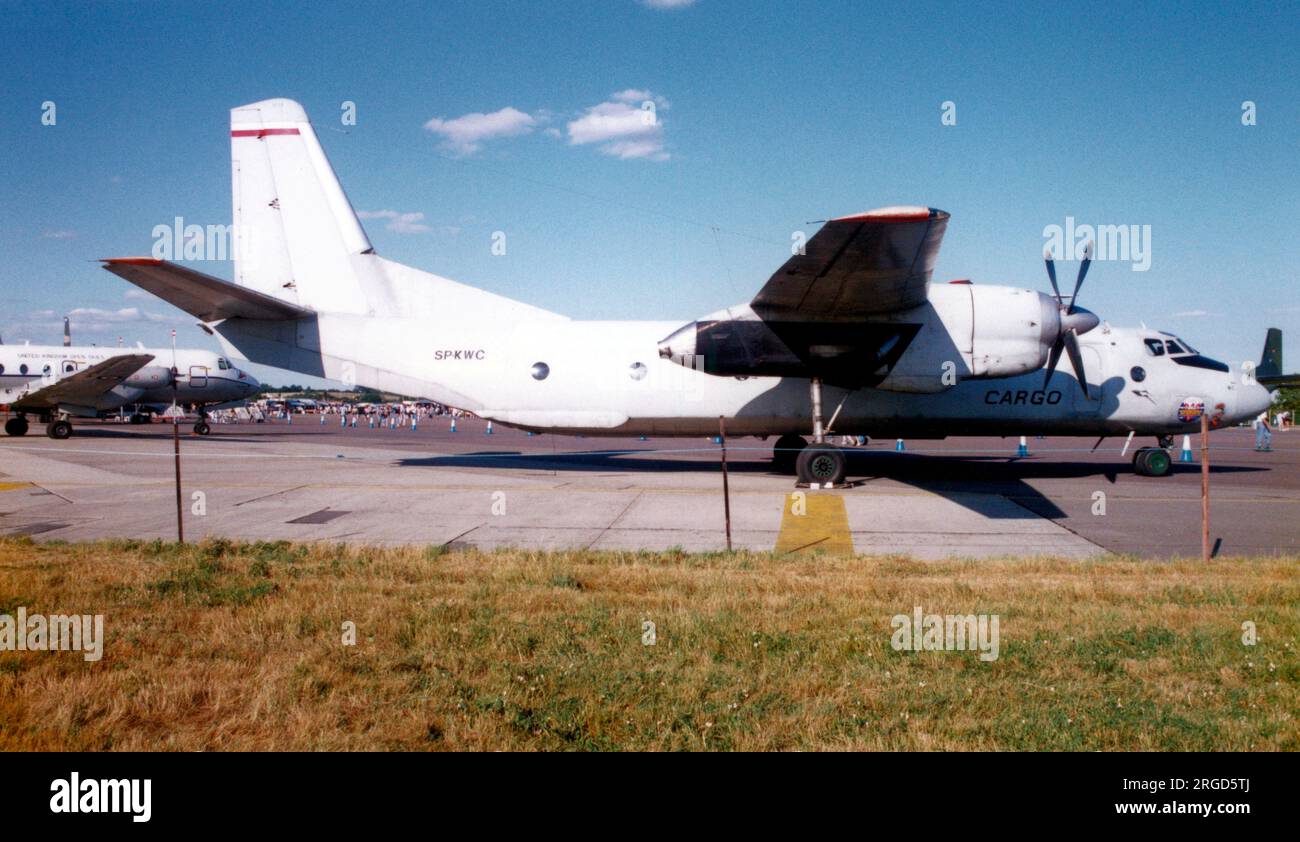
xmin=46 ymin=419 xmax=72 ymax=440
xmin=5 ymin=417 xmax=29 ymax=436
xmin=796 ymin=443 xmax=847 ymax=486
xmin=1133 ymin=446 xmax=1172 ymax=477
xmin=772 ymin=434 xmax=807 ymax=474
xmin=193 ymin=421 xmax=211 ymax=436
xmin=129 ymin=413 xmax=147 ymax=425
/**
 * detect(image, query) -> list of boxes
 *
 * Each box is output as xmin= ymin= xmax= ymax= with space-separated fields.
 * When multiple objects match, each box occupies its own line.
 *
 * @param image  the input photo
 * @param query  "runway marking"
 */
xmin=775 ymin=492 xmax=854 ymax=555
xmin=0 ymin=482 xmax=31 ymax=492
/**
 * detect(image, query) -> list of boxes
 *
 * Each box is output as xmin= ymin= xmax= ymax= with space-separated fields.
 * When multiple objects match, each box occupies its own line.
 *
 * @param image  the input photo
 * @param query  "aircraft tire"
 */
xmin=772 ymin=434 xmax=807 ymax=474
xmin=194 ymin=421 xmax=211 ymax=436
xmin=46 ymin=419 xmax=72 ymax=440
xmin=1133 ymin=447 xmax=1172 ymax=477
xmin=4 ymin=417 xmax=29 ymax=436
xmin=796 ymin=443 xmax=846 ymax=485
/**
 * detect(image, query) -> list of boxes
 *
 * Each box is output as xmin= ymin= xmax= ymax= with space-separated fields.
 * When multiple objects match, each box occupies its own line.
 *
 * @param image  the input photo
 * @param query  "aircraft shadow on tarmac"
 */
xmin=399 ymin=448 xmax=1266 ymax=521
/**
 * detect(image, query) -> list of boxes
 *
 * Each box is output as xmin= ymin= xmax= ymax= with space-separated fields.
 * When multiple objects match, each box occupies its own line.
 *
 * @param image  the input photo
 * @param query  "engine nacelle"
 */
xmin=658 ymin=283 xmax=1095 ymax=391
xmin=123 ymin=364 xmax=174 ymax=390
xmin=968 ymin=285 xmax=1058 ymax=378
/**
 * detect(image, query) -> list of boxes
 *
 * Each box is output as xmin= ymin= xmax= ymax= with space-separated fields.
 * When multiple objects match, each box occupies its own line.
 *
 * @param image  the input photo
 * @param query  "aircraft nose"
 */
xmin=1061 ymin=306 xmax=1100 ymax=336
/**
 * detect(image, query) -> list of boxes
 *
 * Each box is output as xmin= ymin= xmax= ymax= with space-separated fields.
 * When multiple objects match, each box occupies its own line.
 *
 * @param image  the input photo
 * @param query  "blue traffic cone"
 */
xmin=895 ymin=438 xmax=905 ymax=452
xmin=1180 ymin=435 xmax=1193 ymax=462
xmin=450 ymin=418 xmax=457 ymax=432
xmin=485 ymin=421 xmax=493 ymax=435
xmin=639 ymin=435 xmax=648 ymax=441
xmin=1017 ymin=435 xmax=1029 ymax=457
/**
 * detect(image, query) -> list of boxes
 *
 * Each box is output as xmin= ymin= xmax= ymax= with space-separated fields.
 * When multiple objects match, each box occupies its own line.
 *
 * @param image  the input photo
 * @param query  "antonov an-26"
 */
xmin=101 ymin=99 xmax=1293 ymax=484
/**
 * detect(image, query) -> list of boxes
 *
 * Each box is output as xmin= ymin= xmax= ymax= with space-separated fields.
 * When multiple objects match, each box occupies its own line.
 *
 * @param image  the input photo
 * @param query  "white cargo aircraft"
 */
xmin=1 ymin=343 xmax=258 ymax=438
xmin=102 ymin=99 xmax=1292 ymax=483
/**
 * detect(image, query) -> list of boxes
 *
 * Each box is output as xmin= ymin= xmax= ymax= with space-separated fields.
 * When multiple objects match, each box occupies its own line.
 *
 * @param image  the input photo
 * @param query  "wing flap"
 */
xmin=15 ymin=354 xmax=155 ymax=410
xmin=101 ymin=258 xmax=312 ymax=322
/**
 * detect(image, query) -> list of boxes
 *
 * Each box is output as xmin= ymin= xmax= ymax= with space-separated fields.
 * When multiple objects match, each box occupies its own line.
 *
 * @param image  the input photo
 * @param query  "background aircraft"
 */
xmin=102 ymin=99 xmax=1290 ymax=483
xmin=0 ymin=341 xmax=258 ymax=438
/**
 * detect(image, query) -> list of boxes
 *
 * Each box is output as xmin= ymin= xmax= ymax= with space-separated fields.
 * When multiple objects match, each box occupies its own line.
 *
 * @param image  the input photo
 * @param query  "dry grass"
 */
xmin=0 ymin=536 xmax=1296 ymax=751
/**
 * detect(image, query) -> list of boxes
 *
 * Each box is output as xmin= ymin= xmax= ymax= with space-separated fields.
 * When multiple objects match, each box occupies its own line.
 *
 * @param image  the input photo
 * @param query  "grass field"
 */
xmin=0 ymin=536 xmax=1296 ymax=751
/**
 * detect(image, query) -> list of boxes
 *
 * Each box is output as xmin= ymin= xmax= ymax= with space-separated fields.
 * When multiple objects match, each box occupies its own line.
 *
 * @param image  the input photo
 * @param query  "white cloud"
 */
xmin=68 ymin=307 xmax=166 ymax=326
xmin=1169 ymin=309 xmax=1217 ymax=318
xmin=123 ymin=288 xmax=150 ymax=300
xmin=423 ymin=106 xmax=537 ymax=156
xmin=42 ymin=230 xmax=77 ymax=240
xmin=566 ymin=91 xmax=670 ymax=161
xmin=638 ymin=0 xmax=698 ymax=9
xmin=357 ymin=209 xmax=432 ymax=234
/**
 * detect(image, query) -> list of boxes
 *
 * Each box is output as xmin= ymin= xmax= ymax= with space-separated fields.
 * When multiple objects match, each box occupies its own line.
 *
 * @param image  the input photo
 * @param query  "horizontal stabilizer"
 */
xmin=101 ymin=258 xmax=312 ymax=322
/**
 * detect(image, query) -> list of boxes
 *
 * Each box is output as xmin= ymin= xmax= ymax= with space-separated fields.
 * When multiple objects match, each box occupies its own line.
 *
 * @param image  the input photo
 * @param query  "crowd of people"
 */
xmin=205 ymin=399 xmax=467 ymax=428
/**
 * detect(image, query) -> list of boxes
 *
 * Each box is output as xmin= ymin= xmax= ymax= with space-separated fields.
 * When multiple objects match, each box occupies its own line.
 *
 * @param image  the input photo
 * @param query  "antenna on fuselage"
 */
xmin=63 ymin=316 xmax=71 ymax=347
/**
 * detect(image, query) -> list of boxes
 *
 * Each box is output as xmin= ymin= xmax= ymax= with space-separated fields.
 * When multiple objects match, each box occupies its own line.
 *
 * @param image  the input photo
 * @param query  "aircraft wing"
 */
xmin=752 ymin=206 xmax=949 ymax=320
xmin=14 ymin=354 xmax=155 ymax=410
xmin=100 ymin=258 xmax=312 ymax=322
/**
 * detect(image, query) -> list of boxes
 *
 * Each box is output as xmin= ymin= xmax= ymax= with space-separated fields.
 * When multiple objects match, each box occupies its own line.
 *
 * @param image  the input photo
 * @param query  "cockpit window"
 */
xmin=1144 ymin=338 xmax=1165 ymax=356
xmin=217 ymin=357 xmax=229 ymax=370
xmin=1165 ymin=340 xmax=1186 ymax=355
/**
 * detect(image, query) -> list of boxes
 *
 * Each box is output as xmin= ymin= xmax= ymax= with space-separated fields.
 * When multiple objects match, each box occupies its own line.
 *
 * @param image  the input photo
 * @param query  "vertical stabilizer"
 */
xmin=230 ymin=98 xmax=372 ymax=313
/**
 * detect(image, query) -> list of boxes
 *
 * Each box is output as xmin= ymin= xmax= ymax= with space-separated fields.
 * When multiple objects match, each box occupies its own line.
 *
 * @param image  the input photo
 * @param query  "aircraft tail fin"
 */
xmin=1257 ymin=328 xmax=1282 ymax=378
xmin=1255 ymin=328 xmax=1299 ymax=388
xmin=230 ymin=98 xmax=373 ymax=314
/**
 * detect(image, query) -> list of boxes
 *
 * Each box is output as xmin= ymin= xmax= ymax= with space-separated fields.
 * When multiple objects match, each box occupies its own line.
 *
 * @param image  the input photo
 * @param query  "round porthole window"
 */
xmin=20 ymin=364 xmax=29 ymax=375
xmin=629 ymin=362 xmax=647 ymax=380
xmin=1130 ymin=366 xmax=1146 ymax=383
xmin=531 ymin=362 xmax=550 ymax=381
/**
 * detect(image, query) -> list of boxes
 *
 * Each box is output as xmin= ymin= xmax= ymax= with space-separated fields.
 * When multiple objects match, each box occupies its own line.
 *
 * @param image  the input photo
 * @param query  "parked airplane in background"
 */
xmin=0 ymin=343 xmax=258 ymax=438
xmin=102 ymin=98 xmax=1294 ymax=483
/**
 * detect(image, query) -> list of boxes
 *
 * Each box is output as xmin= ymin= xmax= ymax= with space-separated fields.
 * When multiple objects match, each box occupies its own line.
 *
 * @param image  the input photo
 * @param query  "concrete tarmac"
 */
xmin=1 ymin=415 xmax=1296 ymax=559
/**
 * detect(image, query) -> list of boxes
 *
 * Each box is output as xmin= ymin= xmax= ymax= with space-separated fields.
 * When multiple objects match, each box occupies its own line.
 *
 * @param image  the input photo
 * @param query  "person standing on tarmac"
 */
xmin=1254 ymin=411 xmax=1273 ymax=452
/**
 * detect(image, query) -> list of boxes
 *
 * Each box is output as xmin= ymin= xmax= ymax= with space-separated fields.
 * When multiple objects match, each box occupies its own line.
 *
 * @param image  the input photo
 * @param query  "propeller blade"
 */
xmin=1063 ymin=330 xmax=1088 ymax=399
xmin=1043 ymin=337 xmax=1064 ymax=390
xmin=1068 ymin=241 xmax=1093 ymax=314
xmin=1044 ymin=249 xmax=1061 ymax=301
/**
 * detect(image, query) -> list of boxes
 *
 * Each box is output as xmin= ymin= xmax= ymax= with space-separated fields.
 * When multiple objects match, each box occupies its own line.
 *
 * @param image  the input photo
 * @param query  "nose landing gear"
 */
xmin=1133 ymin=446 xmax=1172 ymax=477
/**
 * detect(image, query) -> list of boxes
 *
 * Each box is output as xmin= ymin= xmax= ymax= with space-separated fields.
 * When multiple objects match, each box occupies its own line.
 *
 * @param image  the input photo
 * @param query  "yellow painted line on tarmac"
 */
xmin=0 ymin=482 xmax=31 ymax=492
xmin=774 ymin=491 xmax=854 ymax=555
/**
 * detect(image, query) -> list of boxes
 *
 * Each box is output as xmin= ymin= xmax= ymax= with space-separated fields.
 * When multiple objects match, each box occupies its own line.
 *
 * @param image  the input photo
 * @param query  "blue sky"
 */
xmin=1 ymin=0 xmax=1297 ymax=386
